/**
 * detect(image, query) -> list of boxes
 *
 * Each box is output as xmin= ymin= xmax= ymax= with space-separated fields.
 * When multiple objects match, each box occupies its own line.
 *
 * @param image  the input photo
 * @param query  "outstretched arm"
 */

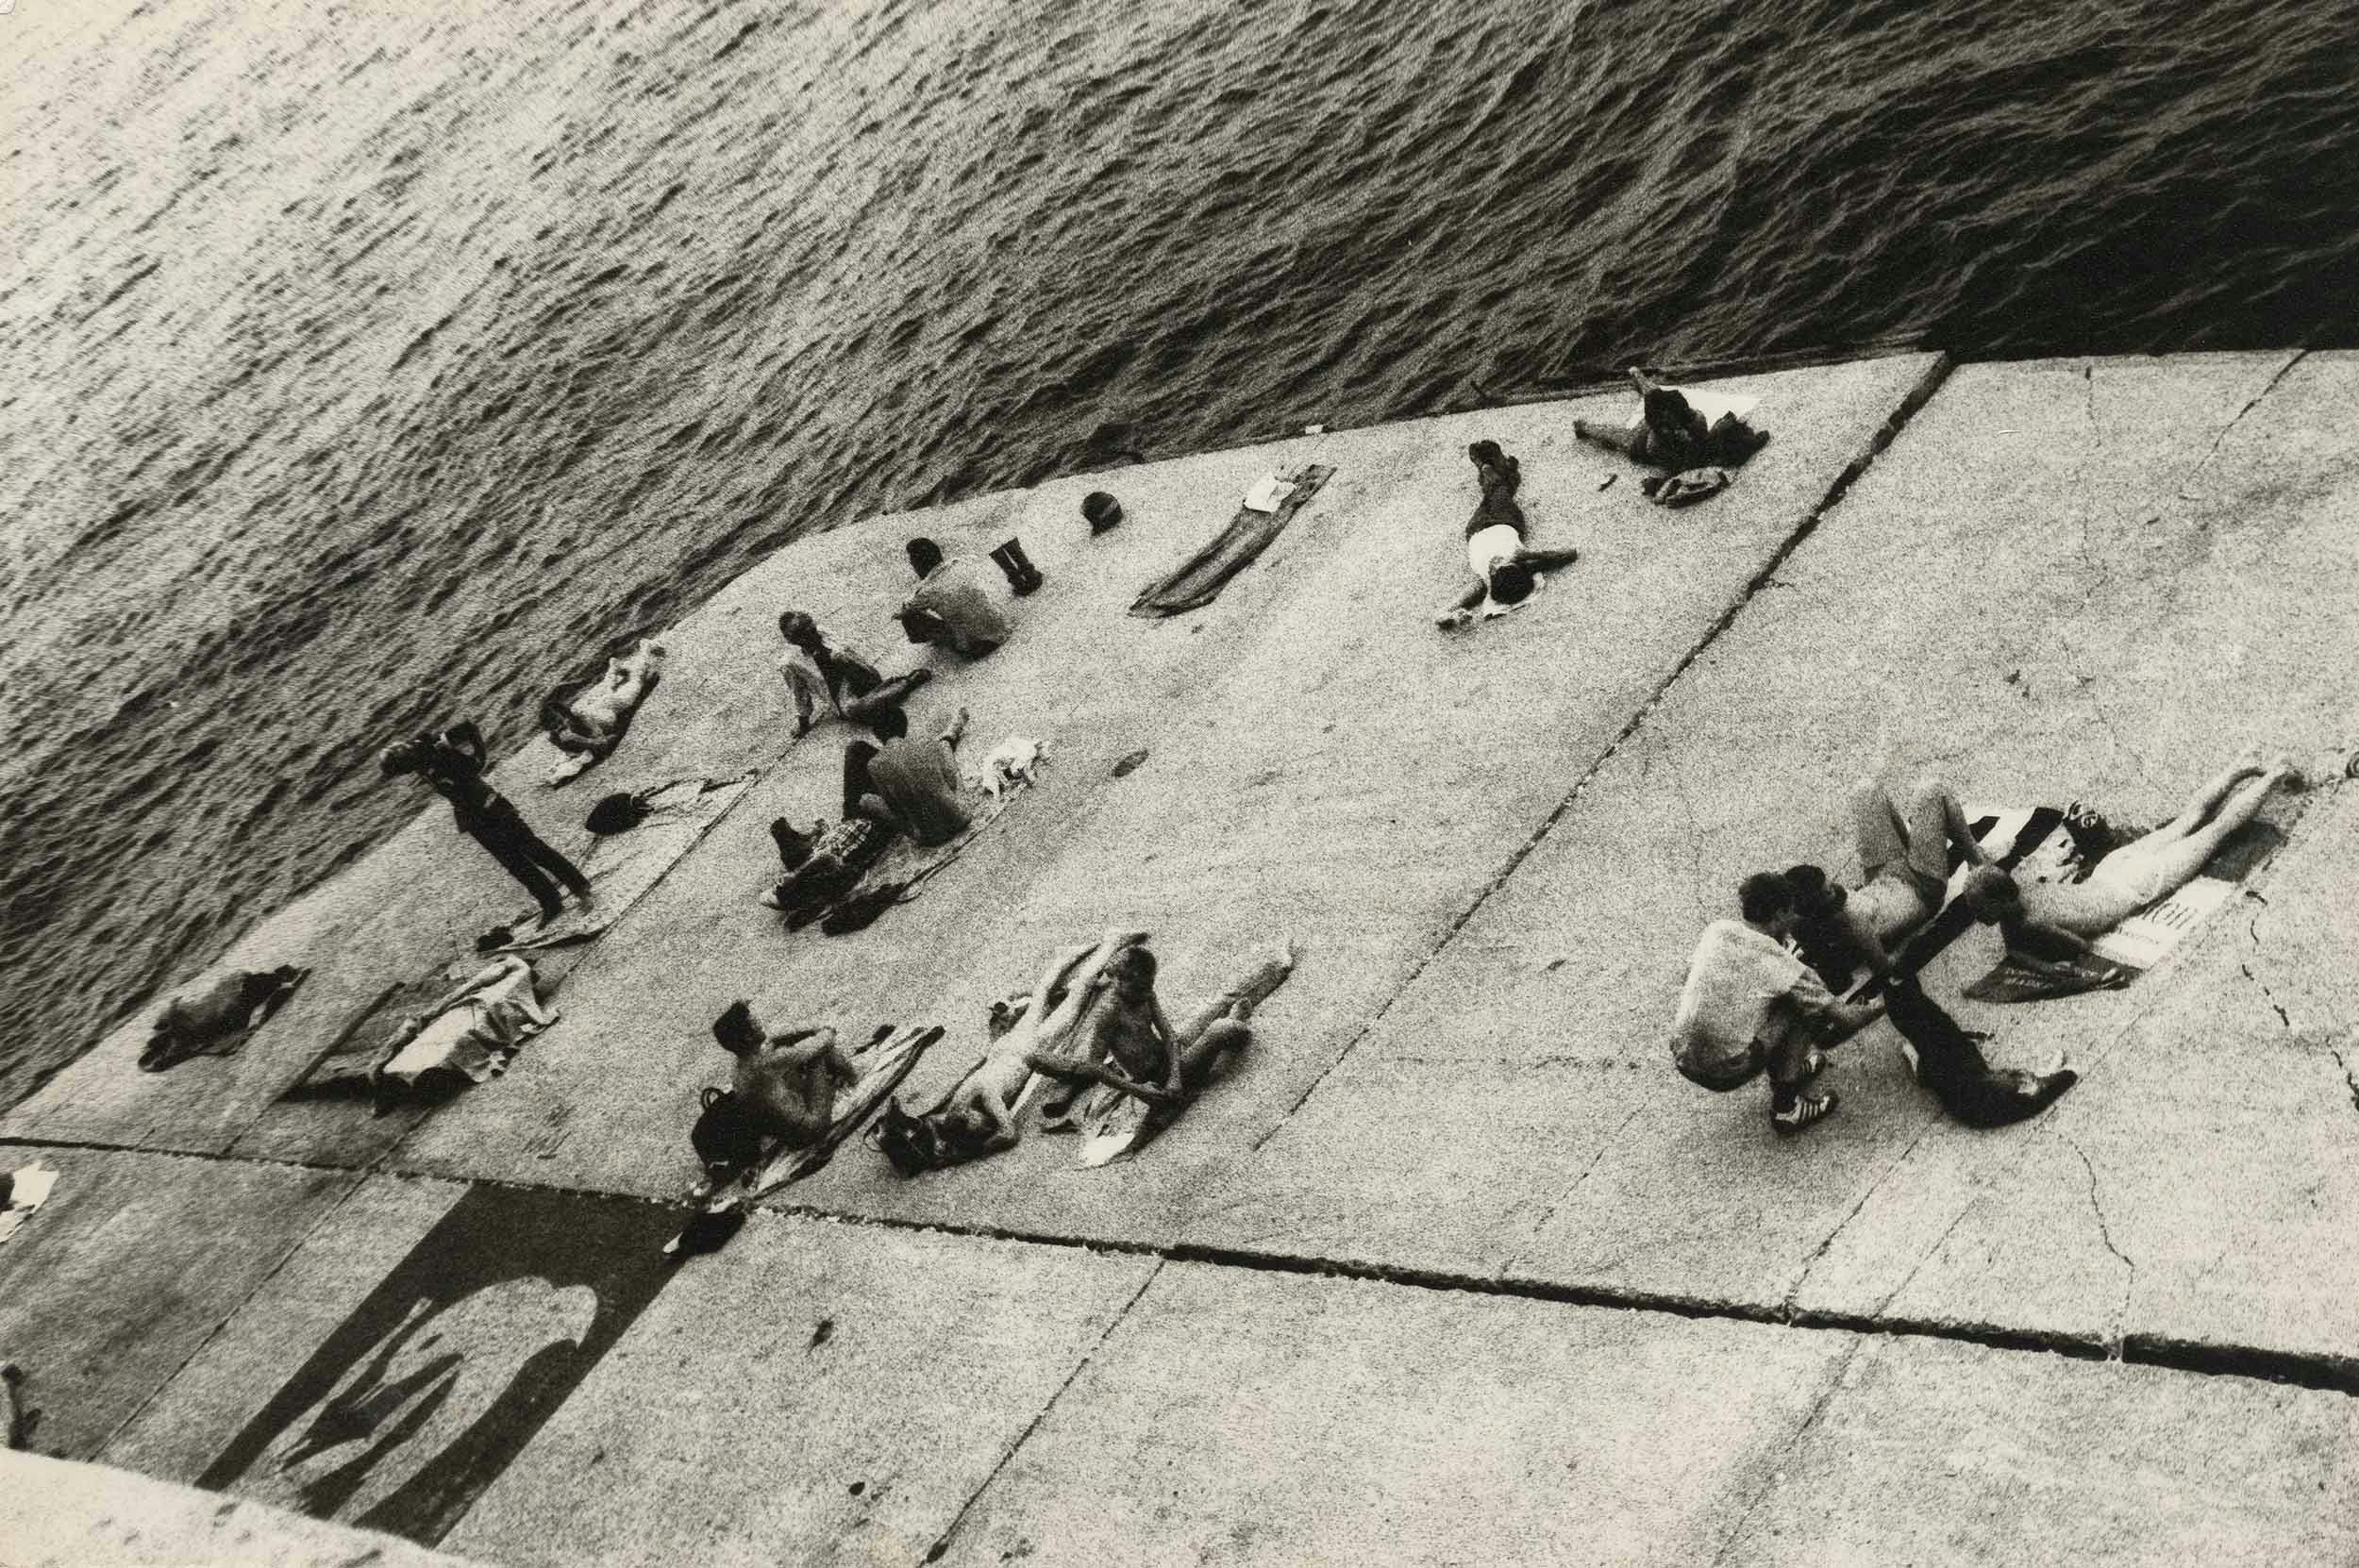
xmin=1436 ymin=580 xmax=1486 ymax=626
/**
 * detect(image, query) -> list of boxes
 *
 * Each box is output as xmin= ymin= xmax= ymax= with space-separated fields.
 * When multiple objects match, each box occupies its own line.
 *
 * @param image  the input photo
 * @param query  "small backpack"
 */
xmin=690 ymin=1086 xmax=764 ymax=1173
xmin=866 ymin=1097 xmax=945 ymax=1177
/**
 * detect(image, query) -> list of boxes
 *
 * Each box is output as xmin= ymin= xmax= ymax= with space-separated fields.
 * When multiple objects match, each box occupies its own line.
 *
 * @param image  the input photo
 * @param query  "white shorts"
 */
xmin=1466 ymin=524 xmax=1522 ymax=578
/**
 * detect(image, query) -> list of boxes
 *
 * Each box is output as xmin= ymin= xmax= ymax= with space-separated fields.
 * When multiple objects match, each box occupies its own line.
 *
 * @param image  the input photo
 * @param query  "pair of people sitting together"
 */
xmin=1573 ymin=367 xmax=1770 ymax=473
xmin=871 ymin=931 xmax=1297 ymax=1174
xmin=1674 ymin=753 xmax=2300 ymax=1131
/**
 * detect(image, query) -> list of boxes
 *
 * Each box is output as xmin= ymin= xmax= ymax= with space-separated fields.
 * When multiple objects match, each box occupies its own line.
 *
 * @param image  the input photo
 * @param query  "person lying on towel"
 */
xmin=1436 ymin=441 xmax=1581 ymax=629
xmin=1963 ymin=750 xmax=2301 ymax=945
xmin=1786 ymin=774 xmax=2002 ymax=985
xmin=1670 ymin=874 xmax=1883 ymax=1135
xmin=542 ymin=639 xmax=665 ymax=780
xmin=898 ymin=934 xmax=1148 ymax=1168
xmin=761 ymin=813 xmax=893 ymax=916
xmin=846 ymin=704 xmax=972 ymax=847
xmin=372 ymin=954 xmax=557 ymax=1105
xmin=1572 ymin=368 xmax=1769 ymax=470
xmin=1033 ymin=937 xmax=1298 ymax=1131
xmin=777 ymin=610 xmax=934 ymax=737
xmin=142 ymin=964 xmax=307 ymax=1072
xmin=711 ymin=1001 xmax=862 ymax=1151
xmin=896 ymin=537 xmax=1011 ymax=659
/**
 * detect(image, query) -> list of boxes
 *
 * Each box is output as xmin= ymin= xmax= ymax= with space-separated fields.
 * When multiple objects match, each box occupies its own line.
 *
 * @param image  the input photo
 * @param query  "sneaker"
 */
xmin=1771 ymin=1091 xmax=1840 ymax=1135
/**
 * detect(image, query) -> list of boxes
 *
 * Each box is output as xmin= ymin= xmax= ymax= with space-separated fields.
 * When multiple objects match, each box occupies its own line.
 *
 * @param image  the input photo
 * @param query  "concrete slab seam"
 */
xmin=1704 ymin=1338 xmax=1866 ymax=1568
xmin=1250 ymin=352 xmax=1960 ymax=1150
xmin=916 ymin=1258 xmax=1169 ymax=1566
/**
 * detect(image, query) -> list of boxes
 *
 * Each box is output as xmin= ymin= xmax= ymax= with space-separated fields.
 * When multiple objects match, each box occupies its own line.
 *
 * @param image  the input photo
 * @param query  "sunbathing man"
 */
xmin=1799 ymin=774 xmax=2000 ymax=983
xmin=711 ymin=1002 xmax=862 ymax=1150
xmin=1436 ymin=441 xmax=1580 ymax=629
xmin=543 ymin=639 xmax=665 ymax=776
xmin=1672 ymin=873 xmax=1882 ymax=1132
xmin=1035 ymin=937 xmax=1299 ymax=1129
xmin=1573 ymin=368 xmax=1767 ymax=470
xmin=898 ymin=537 xmax=1012 ymax=659
xmin=848 ymin=704 xmax=972 ymax=847
xmin=778 ymin=611 xmax=934 ymax=737
xmin=1965 ymin=751 xmax=2300 ymax=943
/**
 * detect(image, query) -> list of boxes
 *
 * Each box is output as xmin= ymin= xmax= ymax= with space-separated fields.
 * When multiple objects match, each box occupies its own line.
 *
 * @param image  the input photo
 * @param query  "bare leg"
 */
xmin=1572 ymin=417 xmax=1646 ymax=458
xmin=1899 ymin=776 xmax=1990 ymax=878
xmin=1849 ymin=776 xmax=1909 ymax=876
xmin=839 ymin=669 xmax=934 ymax=722
xmin=2152 ymin=749 xmax=2268 ymax=840
xmin=1177 ymin=1017 xmax=1251 ymax=1093
xmin=2106 ymin=767 xmax=2287 ymax=900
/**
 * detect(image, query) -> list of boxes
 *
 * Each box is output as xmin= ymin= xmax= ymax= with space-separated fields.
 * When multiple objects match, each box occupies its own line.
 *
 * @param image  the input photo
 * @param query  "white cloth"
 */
xmin=378 ymin=960 xmax=558 ymax=1087
xmin=1465 ymin=524 xmax=1522 ymax=579
xmin=1669 ymin=921 xmax=1826 ymax=1079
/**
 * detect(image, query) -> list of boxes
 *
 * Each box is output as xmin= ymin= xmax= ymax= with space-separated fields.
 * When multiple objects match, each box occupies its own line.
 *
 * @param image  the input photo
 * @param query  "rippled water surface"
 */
xmin=2 ymin=0 xmax=2352 ymax=1106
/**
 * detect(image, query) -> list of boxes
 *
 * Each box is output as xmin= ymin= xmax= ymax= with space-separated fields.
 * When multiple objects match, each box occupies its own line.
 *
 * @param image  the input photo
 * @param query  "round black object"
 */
xmin=1081 ymin=492 xmax=1123 ymax=533
xmin=585 ymin=792 xmax=645 ymax=834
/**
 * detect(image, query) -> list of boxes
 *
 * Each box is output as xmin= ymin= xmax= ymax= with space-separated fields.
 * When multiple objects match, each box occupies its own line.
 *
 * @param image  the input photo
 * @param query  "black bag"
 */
xmin=867 ymin=1098 xmax=945 ymax=1177
xmin=690 ymin=1087 xmax=764 ymax=1172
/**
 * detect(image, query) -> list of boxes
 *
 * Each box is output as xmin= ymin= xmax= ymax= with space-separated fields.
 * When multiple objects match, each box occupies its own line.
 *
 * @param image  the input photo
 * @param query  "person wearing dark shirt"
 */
xmin=845 ymin=704 xmax=972 ymax=847
xmin=381 ymin=721 xmax=592 ymax=920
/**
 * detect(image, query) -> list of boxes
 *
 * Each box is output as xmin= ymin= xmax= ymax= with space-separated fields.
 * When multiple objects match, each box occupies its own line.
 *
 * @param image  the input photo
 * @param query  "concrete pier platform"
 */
xmin=4 ymin=349 xmax=2353 ymax=1563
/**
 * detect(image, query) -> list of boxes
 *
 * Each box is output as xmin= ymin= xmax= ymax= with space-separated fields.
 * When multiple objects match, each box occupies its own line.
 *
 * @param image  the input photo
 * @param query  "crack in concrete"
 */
xmin=1496 ymin=1102 xmax=1647 ymax=1278
xmin=2177 ymin=348 xmax=2310 ymax=501
xmin=2066 ymin=1136 xmax=2135 ymax=1357
xmin=919 ymin=1258 xmax=1167 ymax=1566
xmin=1781 ymin=1110 xmax=1939 ymax=1314
xmin=2327 ymin=1044 xmax=2359 ymax=1119
xmin=1706 ymin=1339 xmax=1865 ymax=1568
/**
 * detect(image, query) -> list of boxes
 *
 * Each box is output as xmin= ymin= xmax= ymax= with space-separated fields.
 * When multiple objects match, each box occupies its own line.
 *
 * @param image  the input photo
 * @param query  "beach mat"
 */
xmin=491 ymin=772 xmax=756 ymax=953
xmin=1130 ymin=463 xmax=1333 ymax=617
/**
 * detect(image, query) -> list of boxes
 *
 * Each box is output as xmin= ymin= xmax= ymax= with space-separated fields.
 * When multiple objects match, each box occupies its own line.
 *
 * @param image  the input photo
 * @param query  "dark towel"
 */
xmin=1131 ymin=465 xmax=1334 ymax=618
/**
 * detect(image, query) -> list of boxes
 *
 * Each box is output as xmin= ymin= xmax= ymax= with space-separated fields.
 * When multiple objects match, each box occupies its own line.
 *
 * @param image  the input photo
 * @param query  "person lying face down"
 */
xmin=1435 ymin=440 xmax=1581 ymax=629
xmin=711 ymin=1002 xmax=861 ymax=1149
xmin=1962 ymin=750 xmax=2301 ymax=944
xmin=897 ymin=537 xmax=1011 ymax=659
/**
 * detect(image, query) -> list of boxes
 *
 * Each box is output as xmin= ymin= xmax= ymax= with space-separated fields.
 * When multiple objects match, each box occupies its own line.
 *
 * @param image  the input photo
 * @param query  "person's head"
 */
xmin=1782 ymin=863 xmax=1845 ymax=920
xmin=905 ymin=537 xmax=945 ymax=578
xmin=862 ymin=703 xmax=910 ymax=742
xmin=1738 ymin=871 xmax=1798 ymax=935
xmin=1487 ymin=559 xmax=1536 ymax=606
xmin=777 ymin=609 xmax=821 ymax=650
xmin=1962 ymin=865 xmax=2021 ymax=924
xmin=712 ymin=999 xmax=764 ymax=1056
xmin=1642 ymin=387 xmax=1701 ymax=438
xmin=1113 ymin=944 xmax=1158 ymax=999
xmin=986 ymin=993 xmax=1033 ymax=1040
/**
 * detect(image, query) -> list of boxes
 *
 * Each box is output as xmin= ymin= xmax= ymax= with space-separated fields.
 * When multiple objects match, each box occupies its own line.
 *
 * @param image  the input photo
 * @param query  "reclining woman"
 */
xmin=777 ymin=610 xmax=933 ymax=737
xmin=542 ymin=639 xmax=666 ymax=782
xmin=1436 ymin=440 xmax=1581 ymax=629
xmin=1572 ymin=368 xmax=1768 ymax=470
xmin=1964 ymin=751 xmax=2300 ymax=949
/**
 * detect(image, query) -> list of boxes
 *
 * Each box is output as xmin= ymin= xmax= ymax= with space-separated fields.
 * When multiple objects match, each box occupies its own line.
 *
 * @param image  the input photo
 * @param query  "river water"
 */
xmin=2 ymin=0 xmax=2351 ymax=1107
